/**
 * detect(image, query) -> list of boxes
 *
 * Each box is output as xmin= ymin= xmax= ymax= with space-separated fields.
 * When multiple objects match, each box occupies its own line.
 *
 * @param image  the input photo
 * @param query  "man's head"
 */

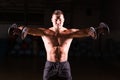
xmin=51 ymin=10 xmax=65 ymax=28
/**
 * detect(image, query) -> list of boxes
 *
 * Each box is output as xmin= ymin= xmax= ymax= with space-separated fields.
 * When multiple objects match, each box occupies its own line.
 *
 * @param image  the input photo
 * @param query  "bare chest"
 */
xmin=42 ymin=28 xmax=73 ymax=47
xmin=42 ymin=35 xmax=72 ymax=47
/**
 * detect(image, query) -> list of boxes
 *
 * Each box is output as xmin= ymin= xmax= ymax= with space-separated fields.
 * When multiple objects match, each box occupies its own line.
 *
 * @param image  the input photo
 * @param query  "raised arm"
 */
xmin=69 ymin=27 xmax=97 ymax=39
xmin=8 ymin=23 xmax=47 ymax=40
xmin=69 ymin=22 xmax=110 ymax=39
xmin=19 ymin=26 xmax=45 ymax=36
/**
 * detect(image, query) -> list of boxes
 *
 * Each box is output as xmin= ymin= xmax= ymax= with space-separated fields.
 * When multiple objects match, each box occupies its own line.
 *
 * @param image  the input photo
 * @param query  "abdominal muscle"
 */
xmin=46 ymin=46 xmax=68 ymax=62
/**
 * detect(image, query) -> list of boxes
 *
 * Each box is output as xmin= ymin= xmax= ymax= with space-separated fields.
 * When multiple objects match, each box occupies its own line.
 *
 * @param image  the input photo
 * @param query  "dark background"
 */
xmin=0 ymin=0 xmax=120 ymax=80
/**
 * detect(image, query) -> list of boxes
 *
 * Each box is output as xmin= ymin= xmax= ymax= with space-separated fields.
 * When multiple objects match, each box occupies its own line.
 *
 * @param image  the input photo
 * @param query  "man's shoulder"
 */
xmin=49 ymin=27 xmax=53 ymax=30
xmin=62 ymin=27 xmax=78 ymax=30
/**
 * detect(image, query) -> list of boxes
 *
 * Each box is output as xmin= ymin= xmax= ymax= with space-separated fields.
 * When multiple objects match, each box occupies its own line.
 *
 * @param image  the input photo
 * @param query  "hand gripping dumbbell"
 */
xmin=8 ymin=23 xmax=28 ymax=40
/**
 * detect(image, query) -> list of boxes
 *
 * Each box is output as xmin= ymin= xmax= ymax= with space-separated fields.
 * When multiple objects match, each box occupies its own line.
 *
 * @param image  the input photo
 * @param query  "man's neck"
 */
xmin=53 ymin=26 xmax=64 ymax=31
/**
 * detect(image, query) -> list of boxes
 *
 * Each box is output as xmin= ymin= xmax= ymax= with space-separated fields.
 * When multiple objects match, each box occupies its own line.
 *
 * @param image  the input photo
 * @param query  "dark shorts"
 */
xmin=43 ymin=61 xmax=72 ymax=80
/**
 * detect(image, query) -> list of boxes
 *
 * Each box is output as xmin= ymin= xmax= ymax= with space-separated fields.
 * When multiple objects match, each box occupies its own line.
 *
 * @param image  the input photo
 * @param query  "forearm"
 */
xmin=79 ymin=27 xmax=97 ymax=39
xmin=77 ymin=28 xmax=90 ymax=37
xmin=18 ymin=26 xmax=44 ymax=36
xmin=27 ymin=28 xmax=45 ymax=36
xmin=70 ymin=27 xmax=97 ymax=39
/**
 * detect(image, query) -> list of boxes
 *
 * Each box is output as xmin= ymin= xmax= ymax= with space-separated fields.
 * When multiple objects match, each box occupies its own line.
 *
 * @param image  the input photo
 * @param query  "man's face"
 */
xmin=51 ymin=14 xmax=64 ymax=28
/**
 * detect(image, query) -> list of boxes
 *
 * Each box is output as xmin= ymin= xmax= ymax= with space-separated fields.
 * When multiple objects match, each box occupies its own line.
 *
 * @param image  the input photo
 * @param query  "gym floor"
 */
xmin=0 ymin=56 xmax=120 ymax=80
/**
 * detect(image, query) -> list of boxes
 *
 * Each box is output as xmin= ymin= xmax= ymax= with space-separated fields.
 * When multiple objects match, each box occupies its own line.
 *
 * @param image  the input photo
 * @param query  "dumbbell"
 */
xmin=8 ymin=23 xmax=28 ymax=40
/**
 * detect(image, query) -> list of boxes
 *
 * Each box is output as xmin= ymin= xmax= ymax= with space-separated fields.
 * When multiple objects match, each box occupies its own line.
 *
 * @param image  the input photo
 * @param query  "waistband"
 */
xmin=46 ymin=60 xmax=68 ymax=64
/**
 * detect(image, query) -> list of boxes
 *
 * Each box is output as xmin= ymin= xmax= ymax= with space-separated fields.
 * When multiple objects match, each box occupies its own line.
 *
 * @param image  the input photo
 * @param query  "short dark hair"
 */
xmin=52 ymin=10 xmax=64 ymax=17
